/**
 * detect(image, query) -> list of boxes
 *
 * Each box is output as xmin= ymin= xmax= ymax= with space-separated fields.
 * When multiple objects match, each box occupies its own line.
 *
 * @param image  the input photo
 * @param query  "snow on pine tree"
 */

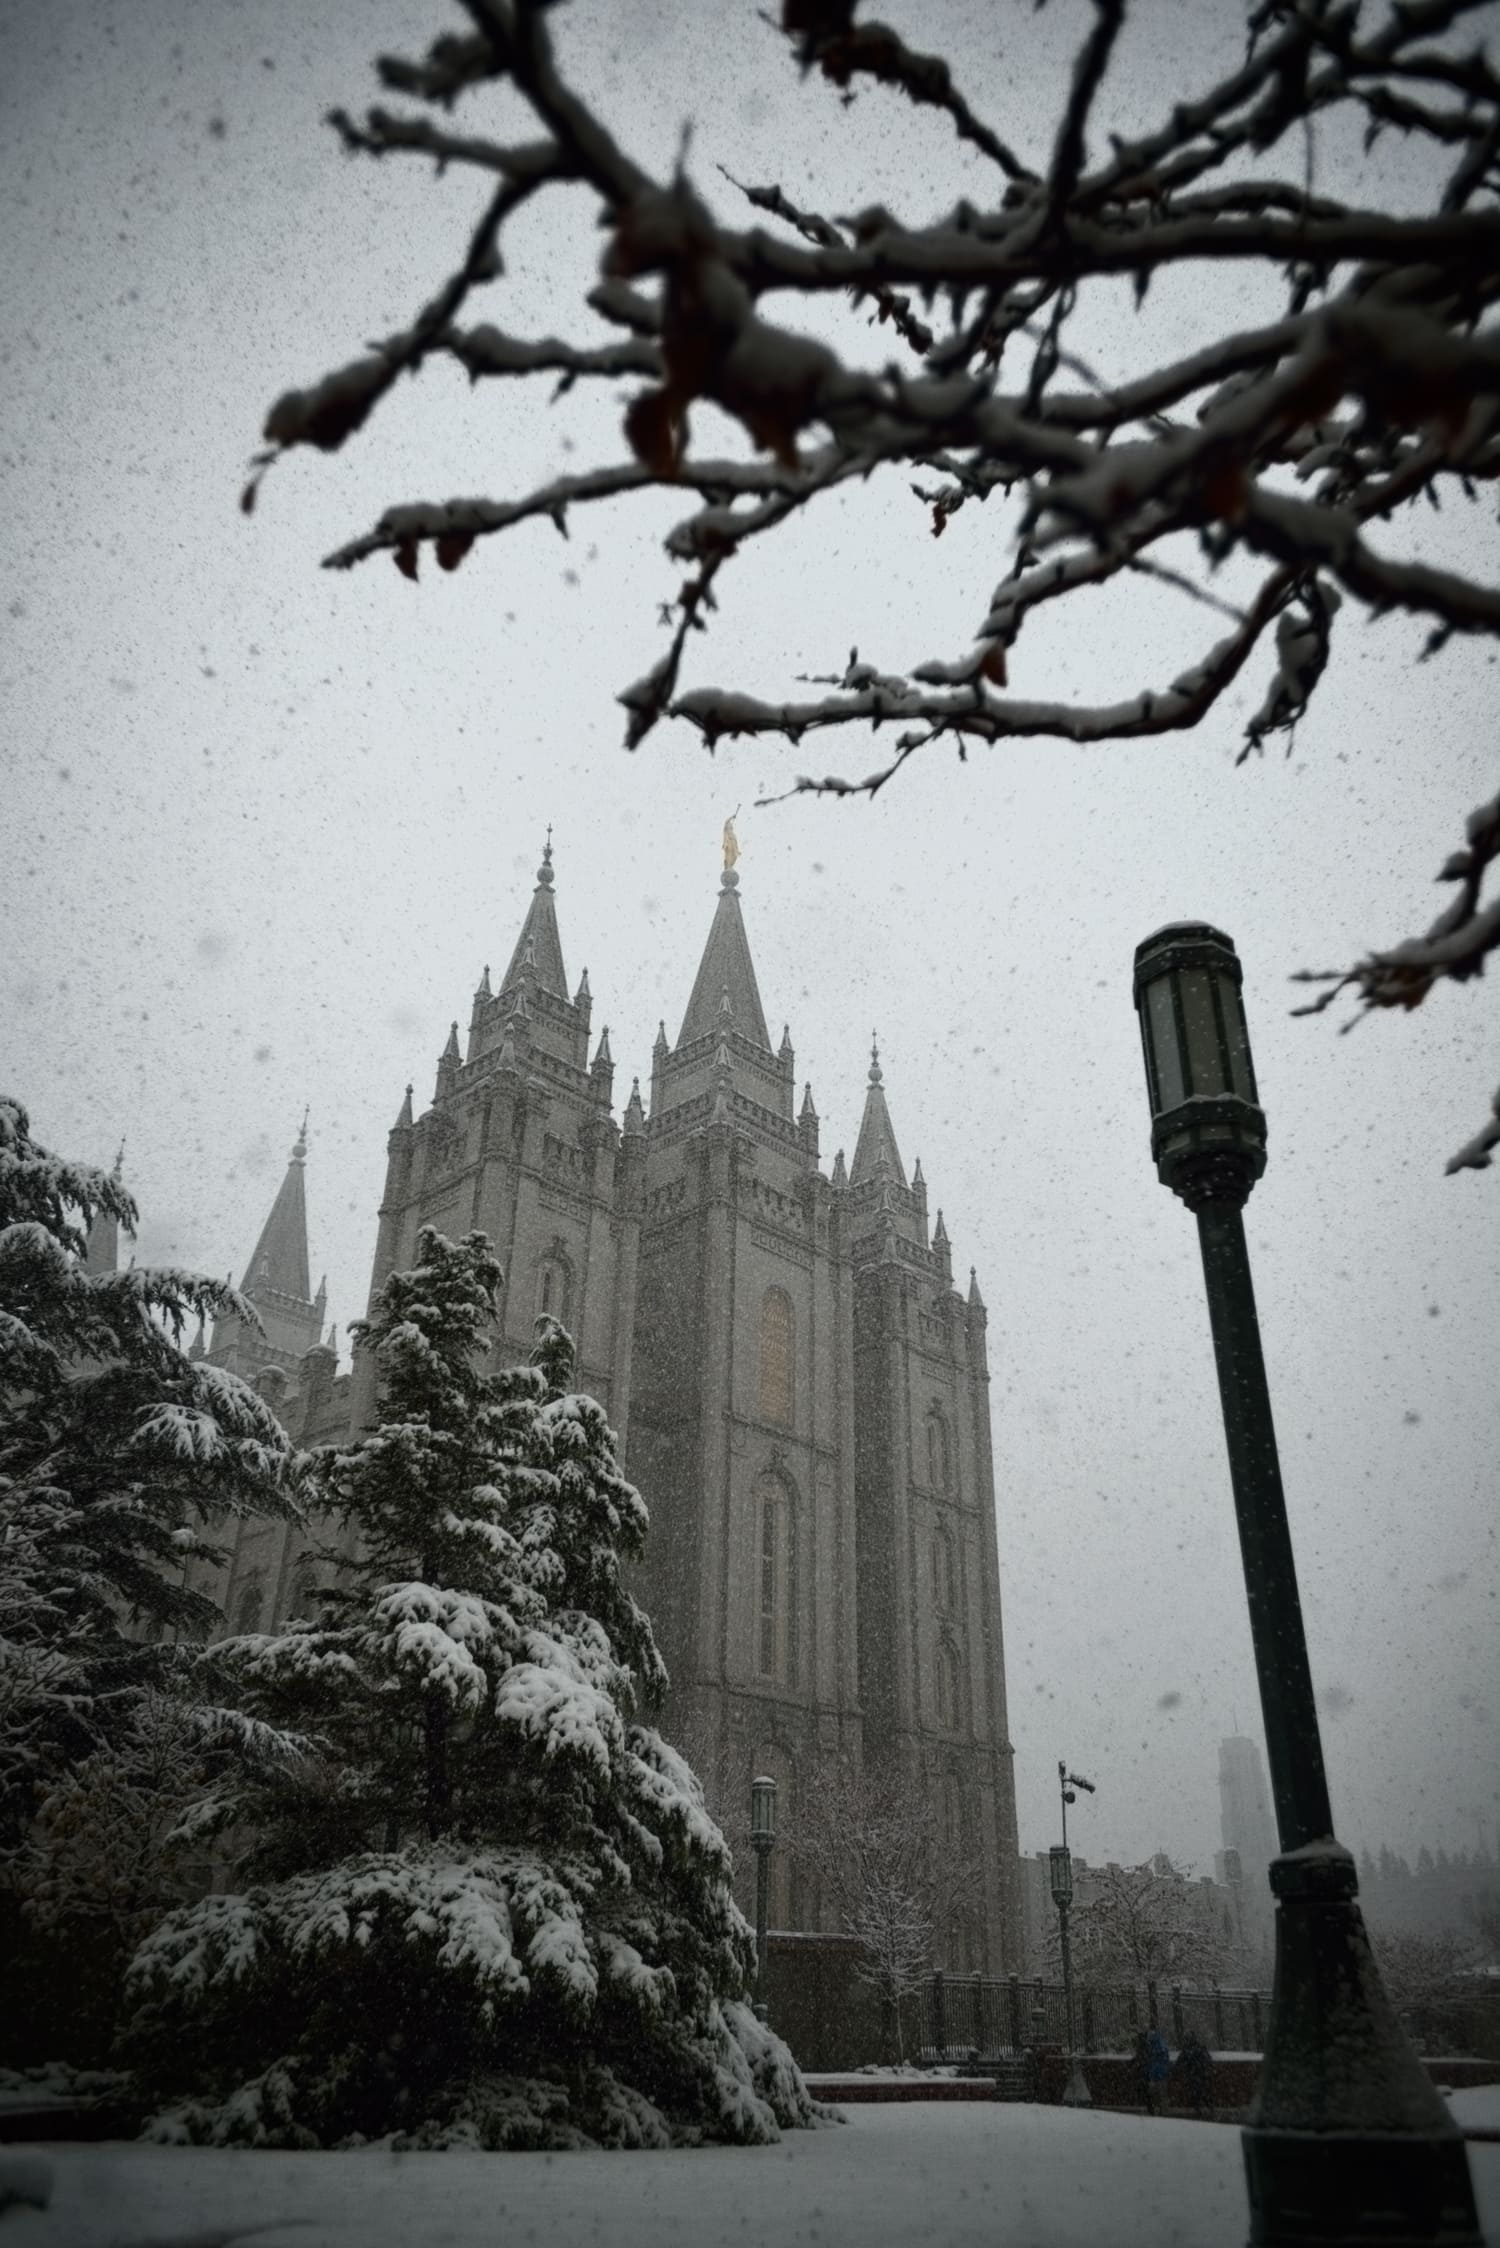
xmin=125 ymin=1227 xmax=818 ymax=2150
xmin=0 ymin=1096 xmax=305 ymax=1847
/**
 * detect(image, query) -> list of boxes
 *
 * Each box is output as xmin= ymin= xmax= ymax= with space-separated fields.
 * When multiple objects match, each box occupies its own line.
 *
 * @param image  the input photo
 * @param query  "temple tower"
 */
xmin=351 ymin=840 xmax=641 ymax=1439
xmin=626 ymin=864 xmax=862 ymax=1926
xmin=845 ymin=1043 xmax=1021 ymax=1970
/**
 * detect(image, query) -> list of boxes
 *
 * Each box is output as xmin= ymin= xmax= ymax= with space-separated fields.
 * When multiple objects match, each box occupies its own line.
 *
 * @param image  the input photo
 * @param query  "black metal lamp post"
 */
xmin=1048 ymin=1842 xmax=1093 ymax=2109
xmin=750 ymin=1774 xmax=777 ymax=2023
xmin=1133 ymin=922 xmax=1479 ymax=2247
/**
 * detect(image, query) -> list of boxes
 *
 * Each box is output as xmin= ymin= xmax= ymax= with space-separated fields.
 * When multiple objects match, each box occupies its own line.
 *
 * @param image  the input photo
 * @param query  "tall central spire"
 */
xmin=850 ymin=1037 xmax=908 ymax=1187
xmin=243 ymin=1116 xmax=313 ymax=1301
xmin=498 ymin=835 xmax=569 ymax=1000
xmin=677 ymin=866 xmax=771 ymax=1049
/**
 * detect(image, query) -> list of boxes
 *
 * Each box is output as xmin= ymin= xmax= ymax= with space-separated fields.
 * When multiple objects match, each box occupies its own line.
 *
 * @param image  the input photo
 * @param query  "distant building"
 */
xmin=1016 ymin=1849 xmax=1243 ymax=1983
xmin=1218 ymin=1734 xmax=1278 ymax=1960
xmin=142 ymin=844 xmax=1023 ymax=1971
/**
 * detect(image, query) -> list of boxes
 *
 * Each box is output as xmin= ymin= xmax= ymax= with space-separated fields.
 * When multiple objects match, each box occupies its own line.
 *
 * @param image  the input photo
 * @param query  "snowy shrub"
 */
xmin=124 ymin=1228 xmax=815 ymax=2148
xmin=0 ymin=1097 xmax=305 ymax=2063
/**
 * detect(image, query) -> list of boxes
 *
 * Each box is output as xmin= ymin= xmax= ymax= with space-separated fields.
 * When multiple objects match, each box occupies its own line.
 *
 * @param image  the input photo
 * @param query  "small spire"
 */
xmin=831 ymin=1148 xmax=848 ymax=1188
xmin=537 ymin=828 xmax=555 ymax=889
xmin=442 ymin=1021 xmax=460 ymax=1063
xmin=576 ymin=965 xmax=591 ymax=1005
xmin=913 ymin=1156 xmax=925 ymax=1190
xmin=654 ymin=1019 xmax=669 ymax=1055
xmin=799 ymin=1082 xmax=817 ymax=1121
xmin=395 ymin=1083 xmax=414 ymax=1129
xmin=313 ymin=1273 xmax=328 ymax=1308
xmin=477 ymin=963 xmax=492 ymax=999
xmin=933 ymin=1209 xmax=950 ymax=1247
xmin=624 ymin=1077 xmax=646 ymax=1136
xmin=868 ymin=1035 xmax=882 ymax=1087
xmin=188 ymin=1313 xmax=207 ymax=1361
xmin=292 ymin=1108 xmax=309 ymax=1162
xmin=326 ymin=1322 xmax=340 ymax=1358
xmin=592 ymin=1026 xmax=613 ymax=1070
xmin=718 ymin=985 xmax=735 ymax=1024
xmin=968 ymin=1265 xmax=985 ymax=1309
xmin=779 ymin=1023 xmax=794 ymax=1058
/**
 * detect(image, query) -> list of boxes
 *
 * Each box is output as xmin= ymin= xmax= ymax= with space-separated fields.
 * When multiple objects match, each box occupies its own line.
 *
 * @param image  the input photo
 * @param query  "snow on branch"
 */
xmin=1293 ymin=785 xmax=1500 ymax=1172
xmin=260 ymin=0 xmax=1500 ymax=1164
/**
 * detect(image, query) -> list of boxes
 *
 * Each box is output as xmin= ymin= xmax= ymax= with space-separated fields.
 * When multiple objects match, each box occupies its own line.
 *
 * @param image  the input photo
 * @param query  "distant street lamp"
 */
xmin=750 ymin=1774 xmax=777 ymax=2023
xmin=1133 ymin=923 xmax=1479 ymax=2247
xmin=1052 ymin=1762 xmax=1096 ymax=2110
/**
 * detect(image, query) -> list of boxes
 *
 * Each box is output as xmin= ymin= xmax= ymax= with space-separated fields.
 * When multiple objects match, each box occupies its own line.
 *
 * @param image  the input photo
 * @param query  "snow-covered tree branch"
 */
xmin=257 ymin=0 xmax=1500 ymax=1166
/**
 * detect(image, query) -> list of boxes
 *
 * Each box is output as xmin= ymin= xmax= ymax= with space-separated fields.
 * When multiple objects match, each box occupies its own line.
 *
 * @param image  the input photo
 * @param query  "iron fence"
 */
xmin=918 ymin=1970 xmax=1269 ymax=2059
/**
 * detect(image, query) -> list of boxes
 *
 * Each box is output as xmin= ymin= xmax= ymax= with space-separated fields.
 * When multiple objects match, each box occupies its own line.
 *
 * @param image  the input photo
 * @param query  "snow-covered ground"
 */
xmin=5 ymin=2094 xmax=1499 ymax=2248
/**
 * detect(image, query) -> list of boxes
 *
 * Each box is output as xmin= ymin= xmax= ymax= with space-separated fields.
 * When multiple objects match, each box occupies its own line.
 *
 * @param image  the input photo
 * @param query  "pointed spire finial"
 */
xmin=112 ymin=1139 xmax=126 ymax=1179
xmin=799 ymin=1081 xmax=817 ymax=1119
xmin=326 ymin=1322 xmax=340 ymax=1359
xmin=396 ymin=1083 xmax=414 ymax=1129
xmin=576 ymin=965 xmax=591 ymax=1004
xmin=478 ymin=963 xmax=492 ymax=999
xmin=624 ymin=1077 xmax=646 ymax=1137
xmin=654 ymin=1018 xmax=669 ymax=1054
xmin=869 ymin=1035 xmax=882 ymax=1087
xmin=537 ymin=828 xmax=555 ymax=888
xmin=293 ymin=1108 xmax=309 ymax=1162
xmin=592 ymin=1026 xmax=613 ymax=1070
xmin=831 ymin=1148 xmax=848 ymax=1188
xmin=933 ymin=1208 xmax=950 ymax=1245
xmin=968 ymin=1264 xmax=985 ymax=1309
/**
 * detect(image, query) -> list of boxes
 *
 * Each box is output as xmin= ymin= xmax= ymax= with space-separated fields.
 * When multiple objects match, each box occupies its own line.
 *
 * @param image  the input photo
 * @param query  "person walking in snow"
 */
xmin=1176 ymin=2027 xmax=1213 ymax=2118
xmin=1143 ymin=2025 xmax=1171 ymax=2115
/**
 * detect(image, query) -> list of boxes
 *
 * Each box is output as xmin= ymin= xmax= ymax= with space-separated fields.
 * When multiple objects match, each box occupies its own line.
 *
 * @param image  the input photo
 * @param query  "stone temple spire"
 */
xmin=850 ymin=1037 xmax=908 ymax=1188
xmin=498 ymin=831 xmax=570 ymax=1000
xmin=676 ymin=862 xmax=771 ymax=1049
xmin=241 ymin=1115 xmax=312 ymax=1305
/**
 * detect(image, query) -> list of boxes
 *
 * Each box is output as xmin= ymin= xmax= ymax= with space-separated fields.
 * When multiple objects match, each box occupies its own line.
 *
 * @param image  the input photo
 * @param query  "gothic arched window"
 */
xmin=944 ymin=1768 xmax=968 ymax=1853
xmin=755 ymin=1473 xmax=795 ymax=1684
xmin=758 ymin=1288 xmax=794 ymax=1428
xmin=932 ymin=1524 xmax=957 ymax=1616
xmin=927 ymin=1405 xmax=952 ymax=1493
xmin=536 ymin=1245 xmax=573 ymax=1329
xmin=233 ymin=1575 xmax=265 ymax=1637
xmin=935 ymin=1634 xmax=963 ymax=1732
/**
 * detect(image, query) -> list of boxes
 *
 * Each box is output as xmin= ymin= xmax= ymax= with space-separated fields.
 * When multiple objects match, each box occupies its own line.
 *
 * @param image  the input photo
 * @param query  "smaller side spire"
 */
xmin=435 ymin=1022 xmax=460 ymax=1102
xmin=592 ymin=1026 xmax=613 ymax=1070
xmin=831 ymin=1147 xmax=848 ymax=1189
xmin=932 ymin=1209 xmax=949 ymax=1247
xmin=968 ymin=1265 xmax=985 ymax=1309
xmin=653 ymin=1019 xmax=669 ymax=1057
xmin=477 ymin=963 xmax=492 ymax=1000
xmin=798 ymin=1080 xmax=819 ymax=1161
xmin=313 ymin=1273 xmax=328 ymax=1313
xmin=913 ymin=1156 xmax=925 ymax=1191
xmin=623 ymin=1077 xmax=646 ymax=1137
xmin=576 ymin=965 xmax=591 ymax=1007
xmin=394 ymin=1083 xmax=414 ymax=1130
xmin=779 ymin=1023 xmax=794 ymax=1063
xmin=293 ymin=1108 xmax=309 ymax=1163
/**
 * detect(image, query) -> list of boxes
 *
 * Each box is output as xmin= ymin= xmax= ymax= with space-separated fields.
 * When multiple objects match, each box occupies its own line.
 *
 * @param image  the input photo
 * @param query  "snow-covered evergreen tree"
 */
xmin=125 ymin=1227 xmax=817 ymax=2150
xmin=0 ymin=1097 xmax=303 ymax=1844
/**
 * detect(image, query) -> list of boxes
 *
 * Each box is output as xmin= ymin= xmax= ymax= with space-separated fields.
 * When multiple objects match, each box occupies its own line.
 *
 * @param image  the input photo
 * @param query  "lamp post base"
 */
xmin=1241 ymin=1845 xmax=1480 ymax=2246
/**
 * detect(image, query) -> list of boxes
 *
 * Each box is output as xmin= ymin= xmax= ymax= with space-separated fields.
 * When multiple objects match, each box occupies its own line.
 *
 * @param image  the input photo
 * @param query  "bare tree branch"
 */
xmin=258 ymin=0 xmax=1500 ymax=1169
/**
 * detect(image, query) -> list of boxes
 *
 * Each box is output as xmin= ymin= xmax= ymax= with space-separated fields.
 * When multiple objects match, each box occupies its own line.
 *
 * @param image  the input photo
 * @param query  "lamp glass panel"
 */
xmin=1179 ymin=968 xmax=1225 ymax=1096
xmin=1218 ymin=972 xmax=1257 ymax=1101
xmin=1049 ymin=1845 xmax=1073 ymax=1904
xmin=1145 ymin=977 xmax=1184 ymax=1111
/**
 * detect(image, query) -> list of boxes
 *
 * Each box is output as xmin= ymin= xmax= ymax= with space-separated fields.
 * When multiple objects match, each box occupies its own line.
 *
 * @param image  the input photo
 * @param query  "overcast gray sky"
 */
xmin=3 ymin=0 xmax=1496 ymax=1879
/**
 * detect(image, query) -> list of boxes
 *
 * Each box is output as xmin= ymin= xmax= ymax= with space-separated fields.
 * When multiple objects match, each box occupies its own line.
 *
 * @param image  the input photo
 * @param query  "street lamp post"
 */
xmin=750 ymin=1774 xmax=777 ymax=2023
xmin=1133 ymin=923 xmax=1479 ymax=2247
xmin=1052 ymin=1761 xmax=1096 ymax=2109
